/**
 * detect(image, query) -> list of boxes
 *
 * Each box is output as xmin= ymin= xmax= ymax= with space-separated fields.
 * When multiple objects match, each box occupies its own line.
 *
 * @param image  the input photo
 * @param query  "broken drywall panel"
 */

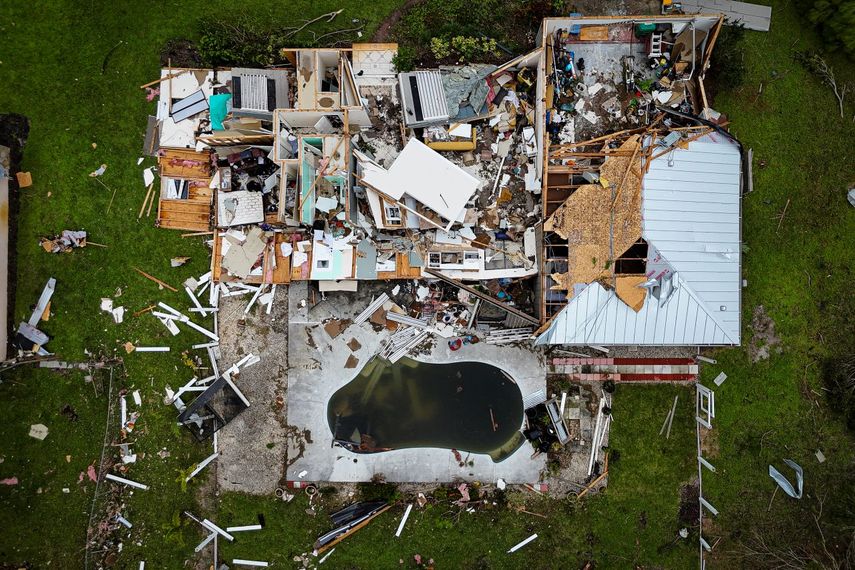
xmin=222 ymin=227 xmax=266 ymax=278
xmin=355 ymin=239 xmax=378 ymax=280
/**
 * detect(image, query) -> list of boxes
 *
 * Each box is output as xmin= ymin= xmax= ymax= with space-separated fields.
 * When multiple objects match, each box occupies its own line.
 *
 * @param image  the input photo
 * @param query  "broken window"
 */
xmin=696 ymin=384 xmax=715 ymax=429
xmin=383 ymin=204 xmax=402 ymax=224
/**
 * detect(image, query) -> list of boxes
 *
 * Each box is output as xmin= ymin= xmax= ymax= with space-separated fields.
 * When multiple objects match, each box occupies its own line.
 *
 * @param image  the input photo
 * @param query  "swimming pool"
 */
xmin=327 ymin=356 xmax=525 ymax=462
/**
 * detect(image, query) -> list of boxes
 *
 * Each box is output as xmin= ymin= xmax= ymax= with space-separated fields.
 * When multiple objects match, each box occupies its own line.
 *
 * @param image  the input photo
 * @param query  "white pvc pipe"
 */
xmin=105 ymin=473 xmax=149 ymax=490
xmin=395 ymin=504 xmax=413 ymax=538
xmin=508 ymin=533 xmax=538 ymax=553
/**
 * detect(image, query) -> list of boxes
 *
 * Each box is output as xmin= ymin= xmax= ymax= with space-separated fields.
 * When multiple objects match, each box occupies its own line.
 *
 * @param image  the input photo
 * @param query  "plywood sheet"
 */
xmin=616 ymin=275 xmax=647 ymax=312
xmin=579 ymin=26 xmax=610 ymax=41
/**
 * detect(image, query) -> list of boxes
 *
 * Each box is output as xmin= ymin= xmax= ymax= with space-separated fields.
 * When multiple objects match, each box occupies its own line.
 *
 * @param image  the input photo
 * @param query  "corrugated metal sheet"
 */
xmin=537 ymin=135 xmax=741 ymax=346
xmin=535 ymin=278 xmax=734 ymax=345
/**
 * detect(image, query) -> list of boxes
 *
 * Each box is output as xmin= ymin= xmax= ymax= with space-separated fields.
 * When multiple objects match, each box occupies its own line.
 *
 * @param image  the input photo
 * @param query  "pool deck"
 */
xmin=285 ymin=281 xmax=547 ymax=484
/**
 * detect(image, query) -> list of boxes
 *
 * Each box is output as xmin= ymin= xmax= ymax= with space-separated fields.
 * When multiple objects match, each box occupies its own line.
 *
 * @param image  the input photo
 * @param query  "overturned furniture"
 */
xmin=177 ymin=376 xmax=250 ymax=441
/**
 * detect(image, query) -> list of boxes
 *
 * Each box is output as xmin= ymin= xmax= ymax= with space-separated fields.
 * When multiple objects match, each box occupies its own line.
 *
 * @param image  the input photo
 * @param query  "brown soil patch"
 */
xmin=678 ymin=481 xmax=700 ymax=527
xmin=748 ymin=305 xmax=782 ymax=363
xmin=700 ymin=425 xmax=719 ymax=458
xmin=372 ymin=0 xmax=426 ymax=42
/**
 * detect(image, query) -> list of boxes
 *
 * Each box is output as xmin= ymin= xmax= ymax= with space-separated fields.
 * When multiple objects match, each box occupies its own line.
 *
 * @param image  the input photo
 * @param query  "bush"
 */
xmin=450 ymin=36 xmax=498 ymax=61
xmin=197 ymin=18 xmax=275 ymax=67
xmin=392 ymin=45 xmax=417 ymax=72
xmin=391 ymin=0 xmax=553 ymax=67
xmin=705 ymin=23 xmax=747 ymax=98
xmin=357 ymin=480 xmax=400 ymax=502
xmin=806 ymin=0 xmax=855 ymax=57
xmin=823 ymin=355 xmax=855 ymax=431
xmin=430 ymin=37 xmax=451 ymax=60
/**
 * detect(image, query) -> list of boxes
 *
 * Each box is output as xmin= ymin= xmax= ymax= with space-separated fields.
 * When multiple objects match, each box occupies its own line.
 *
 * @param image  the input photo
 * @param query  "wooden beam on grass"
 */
xmin=133 ymin=267 xmax=178 ymax=292
xmin=139 ymin=183 xmax=153 ymax=219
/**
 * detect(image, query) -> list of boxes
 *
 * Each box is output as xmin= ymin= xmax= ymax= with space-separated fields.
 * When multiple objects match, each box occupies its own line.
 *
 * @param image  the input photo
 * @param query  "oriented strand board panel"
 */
xmin=579 ymin=26 xmax=610 ymax=41
xmin=544 ymin=136 xmax=643 ymax=298
xmin=616 ymin=275 xmax=647 ymax=312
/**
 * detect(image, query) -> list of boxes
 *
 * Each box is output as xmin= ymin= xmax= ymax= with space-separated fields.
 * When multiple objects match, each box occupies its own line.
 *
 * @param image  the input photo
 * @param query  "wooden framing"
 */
xmin=157 ymin=148 xmax=213 ymax=232
xmin=424 ymin=269 xmax=539 ymax=325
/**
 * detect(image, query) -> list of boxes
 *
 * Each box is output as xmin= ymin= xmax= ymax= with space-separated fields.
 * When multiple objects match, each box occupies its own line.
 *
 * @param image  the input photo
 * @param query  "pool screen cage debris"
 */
xmin=177 ymin=377 xmax=249 ymax=441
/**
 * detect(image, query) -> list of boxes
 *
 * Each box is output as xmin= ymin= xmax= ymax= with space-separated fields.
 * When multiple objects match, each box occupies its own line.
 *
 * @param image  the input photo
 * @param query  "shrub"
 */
xmin=357 ymin=480 xmax=400 ymax=502
xmin=197 ymin=17 xmax=275 ymax=67
xmin=806 ymin=0 xmax=855 ymax=57
xmin=450 ymin=36 xmax=498 ymax=61
xmin=392 ymin=45 xmax=417 ymax=72
xmin=430 ymin=37 xmax=451 ymax=60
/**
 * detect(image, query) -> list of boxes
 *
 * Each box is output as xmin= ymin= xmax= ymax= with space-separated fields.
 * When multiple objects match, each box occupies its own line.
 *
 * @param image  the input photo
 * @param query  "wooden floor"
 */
xmin=377 ymin=252 xmax=423 ymax=280
xmin=157 ymin=148 xmax=213 ymax=232
xmin=158 ymin=199 xmax=211 ymax=231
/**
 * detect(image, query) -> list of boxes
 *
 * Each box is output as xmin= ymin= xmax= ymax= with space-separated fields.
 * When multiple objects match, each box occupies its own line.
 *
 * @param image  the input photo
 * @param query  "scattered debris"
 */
xmin=232 ymin=560 xmax=269 ymax=568
xmin=28 ymin=424 xmax=49 ymax=440
xmin=394 ymin=504 xmax=413 ymax=538
xmin=105 ymin=473 xmax=149 ymax=490
xmin=133 ymin=266 xmax=178 ymax=292
xmin=40 ymin=230 xmax=91 ymax=253
xmin=16 ymin=171 xmax=32 ymax=187
xmin=769 ymin=459 xmax=804 ymax=499
xmin=314 ymin=502 xmax=390 ymax=554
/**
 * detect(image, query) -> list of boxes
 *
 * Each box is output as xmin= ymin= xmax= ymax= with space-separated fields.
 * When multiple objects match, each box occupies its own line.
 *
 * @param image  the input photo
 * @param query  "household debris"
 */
xmin=105 ymin=473 xmax=149 ymax=490
xmin=508 ymin=533 xmax=538 ymax=554
xmin=314 ymin=501 xmax=390 ymax=554
xmin=16 ymin=277 xmax=56 ymax=354
xmin=769 ymin=459 xmax=804 ymax=499
xmin=40 ymin=230 xmax=89 ymax=253
xmin=16 ymin=171 xmax=32 ymax=187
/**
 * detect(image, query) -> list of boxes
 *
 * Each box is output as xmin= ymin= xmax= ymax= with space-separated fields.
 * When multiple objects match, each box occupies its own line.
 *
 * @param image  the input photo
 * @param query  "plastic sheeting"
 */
xmin=440 ymin=64 xmax=496 ymax=120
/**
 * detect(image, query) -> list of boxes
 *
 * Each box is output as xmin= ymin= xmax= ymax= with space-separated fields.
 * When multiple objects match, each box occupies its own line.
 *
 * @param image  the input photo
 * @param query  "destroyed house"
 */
xmin=533 ymin=15 xmax=743 ymax=346
xmin=146 ymin=14 xmax=743 ymax=346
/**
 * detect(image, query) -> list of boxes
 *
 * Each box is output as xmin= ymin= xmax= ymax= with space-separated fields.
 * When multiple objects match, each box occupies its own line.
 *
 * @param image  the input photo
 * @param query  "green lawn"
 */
xmin=1 ymin=0 xmax=853 ymax=568
xmin=699 ymin=2 xmax=855 ymax=566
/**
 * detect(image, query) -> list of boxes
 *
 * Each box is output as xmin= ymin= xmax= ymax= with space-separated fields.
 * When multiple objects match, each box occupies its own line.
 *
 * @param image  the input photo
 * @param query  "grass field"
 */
xmin=1 ymin=0 xmax=853 ymax=568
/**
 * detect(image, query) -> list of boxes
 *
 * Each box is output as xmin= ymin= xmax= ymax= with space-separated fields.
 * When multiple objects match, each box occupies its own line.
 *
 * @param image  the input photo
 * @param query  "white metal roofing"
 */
xmin=535 ymin=278 xmax=735 ymax=345
xmin=537 ymin=134 xmax=742 ymax=346
xmin=399 ymin=71 xmax=449 ymax=126
xmin=643 ymin=134 xmax=741 ymax=344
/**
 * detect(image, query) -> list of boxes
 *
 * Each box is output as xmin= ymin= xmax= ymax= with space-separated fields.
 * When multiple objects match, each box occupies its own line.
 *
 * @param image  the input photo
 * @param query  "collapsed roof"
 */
xmin=537 ymin=132 xmax=742 ymax=346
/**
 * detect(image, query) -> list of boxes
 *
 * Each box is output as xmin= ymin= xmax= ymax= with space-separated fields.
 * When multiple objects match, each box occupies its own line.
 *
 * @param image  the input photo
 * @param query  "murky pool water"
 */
xmin=327 ymin=357 xmax=524 ymax=462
